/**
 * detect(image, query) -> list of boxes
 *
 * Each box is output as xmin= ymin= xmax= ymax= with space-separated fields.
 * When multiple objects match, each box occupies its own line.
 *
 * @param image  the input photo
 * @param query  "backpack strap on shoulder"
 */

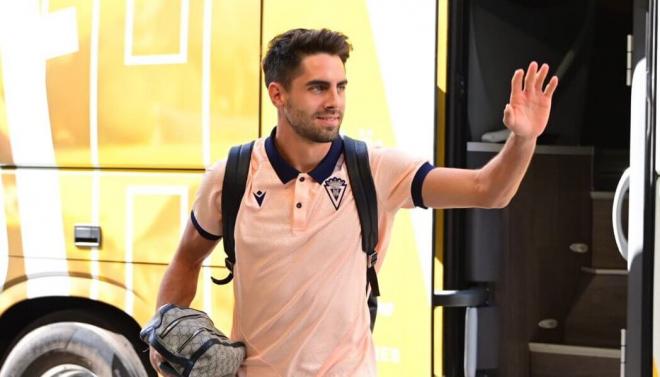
xmin=211 ymin=141 xmax=254 ymax=285
xmin=343 ymin=135 xmax=380 ymax=331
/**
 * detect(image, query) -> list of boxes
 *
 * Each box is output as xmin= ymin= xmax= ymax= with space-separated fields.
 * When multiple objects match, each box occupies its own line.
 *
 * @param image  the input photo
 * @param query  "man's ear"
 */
xmin=267 ymin=82 xmax=287 ymax=107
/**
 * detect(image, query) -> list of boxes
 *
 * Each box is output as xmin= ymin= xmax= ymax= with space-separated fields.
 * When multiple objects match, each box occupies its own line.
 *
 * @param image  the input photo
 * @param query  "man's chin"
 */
xmin=289 ymin=120 xmax=341 ymax=143
xmin=319 ymin=128 xmax=341 ymax=142
xmin=304 ymin=124 xmax=338 ymax=143
xmin=309 ymin=133 xmax=338 ymax=143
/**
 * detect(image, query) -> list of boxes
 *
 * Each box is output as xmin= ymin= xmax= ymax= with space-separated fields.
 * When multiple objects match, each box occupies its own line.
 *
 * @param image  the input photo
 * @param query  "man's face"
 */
xmin=280 ymin=53 xmax=347 ymax=143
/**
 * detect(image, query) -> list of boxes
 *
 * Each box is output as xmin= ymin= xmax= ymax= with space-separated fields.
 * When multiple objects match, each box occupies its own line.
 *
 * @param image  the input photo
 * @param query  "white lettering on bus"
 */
xmin=0 ymin=0 xmax=77 ymax=297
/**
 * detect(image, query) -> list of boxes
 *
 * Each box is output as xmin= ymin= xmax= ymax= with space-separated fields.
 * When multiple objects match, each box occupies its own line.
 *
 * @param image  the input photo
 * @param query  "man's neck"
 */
xmin=274 ymin=124 xmax=332 ymax=173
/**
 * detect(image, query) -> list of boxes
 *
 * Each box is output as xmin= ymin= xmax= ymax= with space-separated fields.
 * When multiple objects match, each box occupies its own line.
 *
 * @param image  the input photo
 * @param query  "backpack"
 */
xmin=211 ymin=136 xmax=380 ymax=331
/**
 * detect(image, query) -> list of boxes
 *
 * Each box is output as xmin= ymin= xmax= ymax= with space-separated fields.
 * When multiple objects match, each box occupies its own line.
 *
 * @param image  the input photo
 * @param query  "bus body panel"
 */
xmin=0 ymin=0 xmax=443 ymax=375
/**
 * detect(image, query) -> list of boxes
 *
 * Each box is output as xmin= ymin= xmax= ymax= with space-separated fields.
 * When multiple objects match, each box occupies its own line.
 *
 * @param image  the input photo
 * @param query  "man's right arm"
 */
xmin=150 ymin=160 xmax=225 ymax=375
xmin=155 ymin=216 xmax=220 ymax=308
xmin=150 ymin=215 xmax=220 ymax=375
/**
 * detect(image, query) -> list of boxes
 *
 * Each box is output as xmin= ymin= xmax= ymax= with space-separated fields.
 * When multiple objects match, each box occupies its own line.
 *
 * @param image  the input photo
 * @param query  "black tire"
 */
xmin=0 ymin=321 xmax=147 ymax=377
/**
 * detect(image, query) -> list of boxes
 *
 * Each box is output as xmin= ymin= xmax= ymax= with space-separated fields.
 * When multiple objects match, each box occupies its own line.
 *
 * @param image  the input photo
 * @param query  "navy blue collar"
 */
xmin=265 ymin=127 xmax=344 ymax=184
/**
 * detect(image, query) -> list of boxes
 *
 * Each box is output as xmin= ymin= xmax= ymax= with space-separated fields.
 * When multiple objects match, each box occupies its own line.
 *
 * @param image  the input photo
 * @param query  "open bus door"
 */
xmin=616 ymin=48 xmax=653 ymax=376
xmin=614 ymin=0 xmax=657 ymax=375
xmin=439 ymin=1 xmax=654 ymax=376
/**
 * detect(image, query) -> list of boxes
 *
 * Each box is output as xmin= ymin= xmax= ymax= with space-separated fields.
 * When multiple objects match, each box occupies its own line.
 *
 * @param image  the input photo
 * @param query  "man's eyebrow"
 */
xmin=305 ymin=80 xmax=348 ymax=86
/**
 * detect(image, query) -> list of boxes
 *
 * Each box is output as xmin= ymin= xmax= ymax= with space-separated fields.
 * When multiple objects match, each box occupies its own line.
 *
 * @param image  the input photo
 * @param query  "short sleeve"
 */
xmin=369 ymin=147 xmax=434 ymax=211
xmin=191 ymin=160 xmax=226 ymax=240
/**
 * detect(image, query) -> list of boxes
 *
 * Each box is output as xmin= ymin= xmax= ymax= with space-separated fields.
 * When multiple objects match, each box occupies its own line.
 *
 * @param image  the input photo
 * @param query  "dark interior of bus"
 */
xmin=445 ymin=0 xmax=634 ymax=376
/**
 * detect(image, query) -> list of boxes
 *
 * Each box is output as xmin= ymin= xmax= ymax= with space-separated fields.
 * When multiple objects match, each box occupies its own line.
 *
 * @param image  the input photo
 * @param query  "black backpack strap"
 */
xmin=211 ymin=141 xmax=254 ymax=285
xmin=343 ymin=135 xmax=380 ymax=331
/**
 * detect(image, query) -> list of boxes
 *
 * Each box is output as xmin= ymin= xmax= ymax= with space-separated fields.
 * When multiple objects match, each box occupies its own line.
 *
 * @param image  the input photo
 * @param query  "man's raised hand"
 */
xmin=503 ymin=61 xmax=559 ymax=139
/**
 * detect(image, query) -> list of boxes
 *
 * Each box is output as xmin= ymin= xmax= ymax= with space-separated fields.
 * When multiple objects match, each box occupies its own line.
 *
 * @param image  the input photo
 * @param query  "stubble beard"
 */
xmin=285 ymin=103 xmax=342 ymax=143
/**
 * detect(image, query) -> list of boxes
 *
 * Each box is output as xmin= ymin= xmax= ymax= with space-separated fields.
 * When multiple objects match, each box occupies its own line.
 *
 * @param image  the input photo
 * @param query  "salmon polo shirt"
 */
xmin=191 ymin=128 xmax=433 ymax=377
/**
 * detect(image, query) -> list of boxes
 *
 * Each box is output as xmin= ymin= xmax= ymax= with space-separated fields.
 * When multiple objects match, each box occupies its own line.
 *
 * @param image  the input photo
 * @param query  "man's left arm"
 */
xmin=422 ymin=61 xmax=559 ymax=209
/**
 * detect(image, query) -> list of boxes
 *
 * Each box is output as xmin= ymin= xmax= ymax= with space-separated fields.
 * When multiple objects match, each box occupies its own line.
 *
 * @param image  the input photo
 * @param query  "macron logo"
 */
xmin=253 ymin=191 xmax=266 ymax=207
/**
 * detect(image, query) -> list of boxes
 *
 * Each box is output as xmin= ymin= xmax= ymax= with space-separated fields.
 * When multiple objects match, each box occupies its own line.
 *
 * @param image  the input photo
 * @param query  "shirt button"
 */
xmin=296 ymin=202 xmax=302 ymax=209
xmin=299 ymin=177 xmax=305 ymax=182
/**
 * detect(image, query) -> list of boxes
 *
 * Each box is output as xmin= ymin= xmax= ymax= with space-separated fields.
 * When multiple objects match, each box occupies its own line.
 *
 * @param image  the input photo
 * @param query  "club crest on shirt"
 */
xmin=323 ymin=177 xmax=347 ymax=210
xmin=253 ymin=190 xmax=266 ymax=207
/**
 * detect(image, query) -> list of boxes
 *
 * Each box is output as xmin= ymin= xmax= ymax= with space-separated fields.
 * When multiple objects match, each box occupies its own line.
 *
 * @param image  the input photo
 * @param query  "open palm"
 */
xmin=503 ymin=61 xmax=559 ymax=139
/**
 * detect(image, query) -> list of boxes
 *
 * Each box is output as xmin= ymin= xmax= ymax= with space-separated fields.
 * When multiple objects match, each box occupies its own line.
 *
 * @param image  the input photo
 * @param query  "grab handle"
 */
xmin=612 ymin=167 xmax=630 ymax=261
xmin=434 ymin=287 xmax=490 ymax=377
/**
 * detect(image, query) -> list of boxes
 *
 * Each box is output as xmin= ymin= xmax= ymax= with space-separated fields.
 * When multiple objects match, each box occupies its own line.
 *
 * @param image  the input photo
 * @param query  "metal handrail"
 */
xmin=612 ymin=167 xmax=630 ymax=261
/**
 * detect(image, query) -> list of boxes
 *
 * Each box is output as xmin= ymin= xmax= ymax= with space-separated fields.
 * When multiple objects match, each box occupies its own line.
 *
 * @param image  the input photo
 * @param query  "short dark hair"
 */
xmin=262 ymin=28 xmax=352 ymax=89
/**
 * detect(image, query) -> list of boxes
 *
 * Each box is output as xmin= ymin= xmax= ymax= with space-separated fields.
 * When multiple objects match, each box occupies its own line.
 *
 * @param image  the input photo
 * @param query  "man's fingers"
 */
xmin=149 ymin=347 xmax=165 ymax=373
xmin=524 ymin=61 xmax=538 ymax=92
xmin=535 ymin=63 xmax=549 ymax=92
xmin=543 ymin=76 xmax=559 ymax=97
xmin=511 ymin=69 xmax=524 ymax=98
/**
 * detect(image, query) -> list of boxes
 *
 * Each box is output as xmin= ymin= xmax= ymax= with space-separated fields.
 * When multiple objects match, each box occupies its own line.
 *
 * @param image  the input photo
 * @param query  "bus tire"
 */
xmin=0 ymin=321 xmax=147 ymax=377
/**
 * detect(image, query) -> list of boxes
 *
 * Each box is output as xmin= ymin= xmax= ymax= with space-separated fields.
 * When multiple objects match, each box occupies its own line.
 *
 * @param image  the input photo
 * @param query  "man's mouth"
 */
xmin=316 ymin=114 xmax=341 ymax=123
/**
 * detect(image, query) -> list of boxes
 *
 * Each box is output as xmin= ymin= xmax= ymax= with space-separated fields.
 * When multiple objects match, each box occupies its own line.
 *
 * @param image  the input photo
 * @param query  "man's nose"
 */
xmin=324 ymin=88 xmax=343 ymax=109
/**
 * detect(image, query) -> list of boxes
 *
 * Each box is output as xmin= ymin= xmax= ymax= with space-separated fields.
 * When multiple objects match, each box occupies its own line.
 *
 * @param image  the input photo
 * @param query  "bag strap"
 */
xmin=343 ymin=135 xmax=380 ymax=331
xmin=211 ymin=141 xmax=254 ymax=285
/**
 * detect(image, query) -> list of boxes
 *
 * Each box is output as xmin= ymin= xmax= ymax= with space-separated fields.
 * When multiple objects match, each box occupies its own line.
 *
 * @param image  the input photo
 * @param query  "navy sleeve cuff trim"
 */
xmin=412 ymin=162 xmax=434 ymax=209
xmin=190 ymin=211 xmax=221 ymax=241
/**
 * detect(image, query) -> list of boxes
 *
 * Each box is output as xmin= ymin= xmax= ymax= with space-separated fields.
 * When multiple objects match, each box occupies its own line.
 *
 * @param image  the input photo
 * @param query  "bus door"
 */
xmin=440 ymin=1 xmax=638 ymax=376
xmin=613 ymin=0 xmax=658 ymax=375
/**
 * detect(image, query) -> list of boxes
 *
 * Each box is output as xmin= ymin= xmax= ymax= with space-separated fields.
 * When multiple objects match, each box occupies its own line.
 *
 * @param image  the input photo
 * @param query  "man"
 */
xmin=149 ymin=28 xmax=558 ymax=376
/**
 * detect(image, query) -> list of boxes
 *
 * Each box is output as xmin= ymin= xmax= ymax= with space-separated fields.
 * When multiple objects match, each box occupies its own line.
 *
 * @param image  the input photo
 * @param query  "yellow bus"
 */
xmin=0 ymin=0 xmax=657 ymax=376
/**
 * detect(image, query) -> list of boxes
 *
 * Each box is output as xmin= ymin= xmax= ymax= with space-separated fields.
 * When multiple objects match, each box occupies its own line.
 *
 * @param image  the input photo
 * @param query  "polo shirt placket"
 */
xmin=292 ymin=174 xmax=309 ymax=231
xmin=264 ymin=129 xmax=345 ymax=234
